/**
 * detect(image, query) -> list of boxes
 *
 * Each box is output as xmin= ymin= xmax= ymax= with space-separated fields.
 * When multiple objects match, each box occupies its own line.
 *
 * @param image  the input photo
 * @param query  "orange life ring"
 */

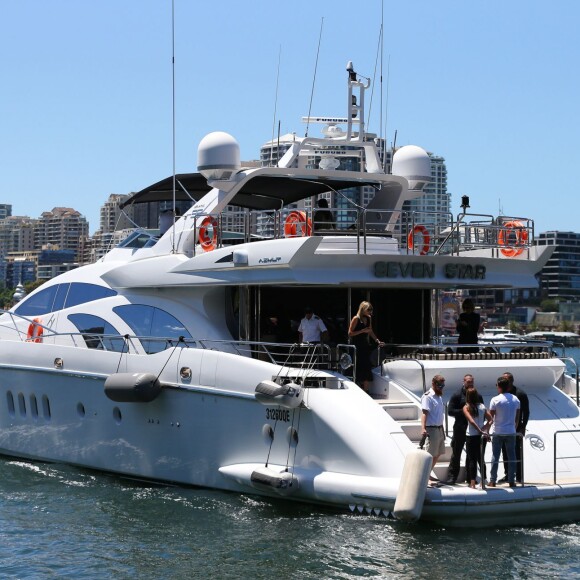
xmin=26 ymin=317 xmax=43 ymax=343
xmin=407 ymin=225 xmax=430 ymax=255
xmin=284 ymin=211 xmax=312 ymax=238
xmin=198 ymin=216 xmax=218 ymax=252
xmin=498 ymin=220 xmax=528 ymax=257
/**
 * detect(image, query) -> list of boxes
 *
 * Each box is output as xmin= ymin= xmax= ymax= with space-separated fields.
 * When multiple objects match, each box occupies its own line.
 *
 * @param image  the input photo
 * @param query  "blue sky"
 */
xmin=1 ymin=0 xmax=578 ymax=234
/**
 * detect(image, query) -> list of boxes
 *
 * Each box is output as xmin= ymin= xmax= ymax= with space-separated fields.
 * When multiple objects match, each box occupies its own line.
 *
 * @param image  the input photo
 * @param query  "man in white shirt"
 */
xmin=420 ymin=374 xmax=447 ymax=480
xmin=488 ymin=376 xmax=521 ymax=488
xmin=298 ymin=307 xmax=328 ymax=344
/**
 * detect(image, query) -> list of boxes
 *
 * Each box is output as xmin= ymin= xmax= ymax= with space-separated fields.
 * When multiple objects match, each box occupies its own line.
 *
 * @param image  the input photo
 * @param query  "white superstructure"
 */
xmin=0 ymin=63 xmax=578 ymax=528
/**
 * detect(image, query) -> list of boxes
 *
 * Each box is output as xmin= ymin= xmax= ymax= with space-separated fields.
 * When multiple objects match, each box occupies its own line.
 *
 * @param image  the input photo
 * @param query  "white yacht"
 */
xmin=1 ymin=63 xmax=579 ymax=528
xmin=479 ymin=327 xmax=522 ymax=343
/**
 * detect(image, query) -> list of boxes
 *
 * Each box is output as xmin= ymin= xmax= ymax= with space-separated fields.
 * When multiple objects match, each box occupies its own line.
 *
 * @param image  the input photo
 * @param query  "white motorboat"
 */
xmin=1 ymin=63 xmax=579 ymax=528
xmin=479 ymin=327 xmax=522 ymax=343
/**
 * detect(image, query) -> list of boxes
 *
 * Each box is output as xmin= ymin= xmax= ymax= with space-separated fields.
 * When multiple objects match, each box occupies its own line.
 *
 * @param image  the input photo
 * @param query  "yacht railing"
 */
xmin=479 ymin=433 xmax=525 ymax=489
xmin=188 ymin=207 xmax=534 ymax=257
xmin=553 ymin=430 xmax=580 ymax=485
xmin=558 ymin=357 xmax=580 ymax=405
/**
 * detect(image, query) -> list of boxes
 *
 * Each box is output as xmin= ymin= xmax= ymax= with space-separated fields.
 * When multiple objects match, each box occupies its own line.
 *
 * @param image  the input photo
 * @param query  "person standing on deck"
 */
xmin=446 ymin=374 xmax=483 ymax=484
xmin=348 ymin=301 xmax=383 ymax=393
xmin=421 ymin=375 xmax=447 ymax=483
xmin=456 ymin=298 xmax=482 ymax=353
xmin=499 ymin=371 xmax=529 ymax=483
xmin=488 ymin=376 xmax=520 ymax=488
xmin=298 ymin=307 xmax=328 ymax=344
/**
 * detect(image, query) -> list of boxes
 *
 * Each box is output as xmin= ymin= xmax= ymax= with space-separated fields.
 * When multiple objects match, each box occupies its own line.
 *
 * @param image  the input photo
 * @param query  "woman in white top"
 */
xmin=463 ymin=387 xmax=493 ymax=488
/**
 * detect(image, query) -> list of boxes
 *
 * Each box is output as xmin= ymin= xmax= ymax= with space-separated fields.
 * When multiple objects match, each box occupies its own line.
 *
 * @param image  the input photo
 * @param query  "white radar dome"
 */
xmin=392 ymin=145 xmax=431 ymax=191
xmin=197 ymin=131 xmax=240 ymax=181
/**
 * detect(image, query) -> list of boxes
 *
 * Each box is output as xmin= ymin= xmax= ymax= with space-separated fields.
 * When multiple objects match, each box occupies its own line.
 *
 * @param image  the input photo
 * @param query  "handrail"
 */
xmin=381 ymin=355 xmax=427 ymax=394
xmin=178 ymin=206 xmax=534 ymax=257
xmin=0 ymin=310 xmax=59 ymax=341
xmin=480 ymin=432 xmax=524 ymax=490
xmin=559 ymin=357 xmax=580 ymax=406
xmin=553 ymin=429 xmax=580 ymax=485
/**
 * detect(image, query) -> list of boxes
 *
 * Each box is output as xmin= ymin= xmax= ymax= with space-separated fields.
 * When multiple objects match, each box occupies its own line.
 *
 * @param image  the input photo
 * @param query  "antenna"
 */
xmin=170 ymin=0 xmax=176 ymax=253
xmin=270 ymin=46 xmax=282 ymax=167
xmin=383 ymin=54 xmax=390 ymax=172
xmin=380 ymin=0 xmax=384 ymax=146
xmin=305 ymin=17 xmax=324 ymax=138
xmin=367 ymin=23 xmax=382 ymax=136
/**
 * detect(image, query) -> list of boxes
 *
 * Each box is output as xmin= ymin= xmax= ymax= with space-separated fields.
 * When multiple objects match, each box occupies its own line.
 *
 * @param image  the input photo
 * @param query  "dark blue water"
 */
xmin=2 ymin=349 xmax=580 ymax=579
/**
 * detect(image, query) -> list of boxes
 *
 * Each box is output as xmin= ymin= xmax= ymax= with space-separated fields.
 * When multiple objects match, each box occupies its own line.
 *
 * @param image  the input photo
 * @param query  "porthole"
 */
xmin=18 ymin=393 xmax=26 ymax=417
xmin=6 ymin=392 xmax=15 ymax=417
xmin=77 ymin=403 xmax=86 ymax=418
xmin=113 ymin=407 xmax=122 ymax=424
xmin=30 ymin=395 xmax=39 ymax=419
xmin=42 ymin=395 xmax=51 ymax=419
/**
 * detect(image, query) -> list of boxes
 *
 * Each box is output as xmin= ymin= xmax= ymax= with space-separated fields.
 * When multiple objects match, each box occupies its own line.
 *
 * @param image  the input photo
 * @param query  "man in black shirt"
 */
xmin=446 ymin=374 xmax=483 ymax=484
xmin=500 ymin=371 xmax=530 ymax=483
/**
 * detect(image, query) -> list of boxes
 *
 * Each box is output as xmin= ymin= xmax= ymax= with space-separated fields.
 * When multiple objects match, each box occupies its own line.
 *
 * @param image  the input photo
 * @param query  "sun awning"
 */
xmin=120 ymin=171 xmax=399 ymax=211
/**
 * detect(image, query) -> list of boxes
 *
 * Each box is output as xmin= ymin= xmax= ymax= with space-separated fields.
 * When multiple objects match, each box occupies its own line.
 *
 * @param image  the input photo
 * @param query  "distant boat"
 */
xmin=523 ymin=331 xmax=580 ymax=347
xmin=479 ymin=327 xmax=522 ymax=342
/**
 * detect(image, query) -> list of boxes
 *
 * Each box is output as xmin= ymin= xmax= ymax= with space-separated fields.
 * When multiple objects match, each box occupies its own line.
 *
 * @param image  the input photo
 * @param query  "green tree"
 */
xmin=24 ymin=280 xmax=45 ymax=294
xmin=558 ymin=320 xmax=574 ymax=332
xmin=541 ymin=299 xmax=560 ymax=312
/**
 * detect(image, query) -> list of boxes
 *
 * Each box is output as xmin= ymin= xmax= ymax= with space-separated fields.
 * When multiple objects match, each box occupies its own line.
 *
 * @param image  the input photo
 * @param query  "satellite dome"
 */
xmin=197 ymin=131 xmax=240 ymax=181
xmin=392 ymin=145 xmax=431 ymax=191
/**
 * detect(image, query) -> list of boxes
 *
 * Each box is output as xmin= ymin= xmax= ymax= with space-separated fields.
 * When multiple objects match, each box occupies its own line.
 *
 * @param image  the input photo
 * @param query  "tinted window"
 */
xmin=15 ymin=283 xmax=116 ymax=316
xmin=113 ymin=305 xmax=191 ymax=354
xmin=68 ymin=313 xmax=126 ymax=353
xmin=14 ymin=286 xmax=59 ymax=316
xmin=65 ymin=283 xmax=117 ymax=308
xmin=53 ymin=283 xmax=70 ymax=312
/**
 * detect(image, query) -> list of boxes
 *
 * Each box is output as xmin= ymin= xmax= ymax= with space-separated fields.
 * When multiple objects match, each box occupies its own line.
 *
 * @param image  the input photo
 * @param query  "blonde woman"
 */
xmin=348 ymin=301 xmax=383 ymax=393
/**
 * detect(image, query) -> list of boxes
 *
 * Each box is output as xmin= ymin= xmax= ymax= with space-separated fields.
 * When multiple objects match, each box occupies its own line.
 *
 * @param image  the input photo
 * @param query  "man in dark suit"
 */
xmin=446 ymin=374 xmax=483 ymax=484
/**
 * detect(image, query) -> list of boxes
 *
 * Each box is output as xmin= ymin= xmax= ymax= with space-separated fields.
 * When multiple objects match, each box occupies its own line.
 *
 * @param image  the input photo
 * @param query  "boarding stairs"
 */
xmin=369 ymin=377 xmax=460 ymax=483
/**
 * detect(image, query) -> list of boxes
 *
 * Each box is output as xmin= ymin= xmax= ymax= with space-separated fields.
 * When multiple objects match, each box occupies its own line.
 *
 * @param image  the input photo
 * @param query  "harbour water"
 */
xmin=2 ymin=349 xmax=580 ymax=579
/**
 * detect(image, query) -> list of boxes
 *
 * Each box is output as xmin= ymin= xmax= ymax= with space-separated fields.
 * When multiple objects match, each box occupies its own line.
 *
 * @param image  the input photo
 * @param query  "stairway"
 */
xmin=371 ymin=385 xmax=457 ymax=482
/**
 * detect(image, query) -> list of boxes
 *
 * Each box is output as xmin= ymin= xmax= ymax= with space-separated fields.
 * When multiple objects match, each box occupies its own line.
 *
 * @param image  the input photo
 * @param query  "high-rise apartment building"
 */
xmin=402 ymin=154 xmax=449 ymax=223
xmin=0 ymin=216 xmax=37 ymax=258
xmin=99 ymin=194 xmax=134 ymax=234
xmin=34 ymin=207 xmax=89 ymax=261
xmin=536 ymin=231 xmax=580 ymax=300
xmin=0 ymin=204 xmax=12 ymax=221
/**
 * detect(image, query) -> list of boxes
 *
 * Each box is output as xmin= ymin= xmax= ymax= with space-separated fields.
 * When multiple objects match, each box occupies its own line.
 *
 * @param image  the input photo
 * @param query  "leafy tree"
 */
xmin=24 ymin=280 xmax=45 ymax=294
xmin=541 ymin=299 xmax=560 ymax=312
xmin=558 ymin=320 xmax=574 ymax=332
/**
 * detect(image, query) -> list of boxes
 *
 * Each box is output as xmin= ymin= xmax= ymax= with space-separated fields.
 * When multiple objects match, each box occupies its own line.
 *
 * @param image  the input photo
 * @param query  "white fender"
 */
xmin=393 ymin=450 xmax=432 ymax=522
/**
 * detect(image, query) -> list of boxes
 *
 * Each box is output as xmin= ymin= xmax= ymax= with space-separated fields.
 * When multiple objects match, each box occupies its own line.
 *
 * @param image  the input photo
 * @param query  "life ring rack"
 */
xmin=407 ymin=225 xmax=431 ymax=255
xmin=198 ymin=216 xmax=219 ymax=252
xmin=498 ymin=220 xmax=528 ymax=257
xmin=26 ymin=317 xmax=44 ymax=343
xmin=284 ymin=211 xmax=312 ymax=238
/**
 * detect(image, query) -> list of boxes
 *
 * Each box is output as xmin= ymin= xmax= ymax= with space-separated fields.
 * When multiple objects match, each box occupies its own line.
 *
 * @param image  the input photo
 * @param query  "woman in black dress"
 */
xmin=348 ymin=301 xmax=383 ymax=393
